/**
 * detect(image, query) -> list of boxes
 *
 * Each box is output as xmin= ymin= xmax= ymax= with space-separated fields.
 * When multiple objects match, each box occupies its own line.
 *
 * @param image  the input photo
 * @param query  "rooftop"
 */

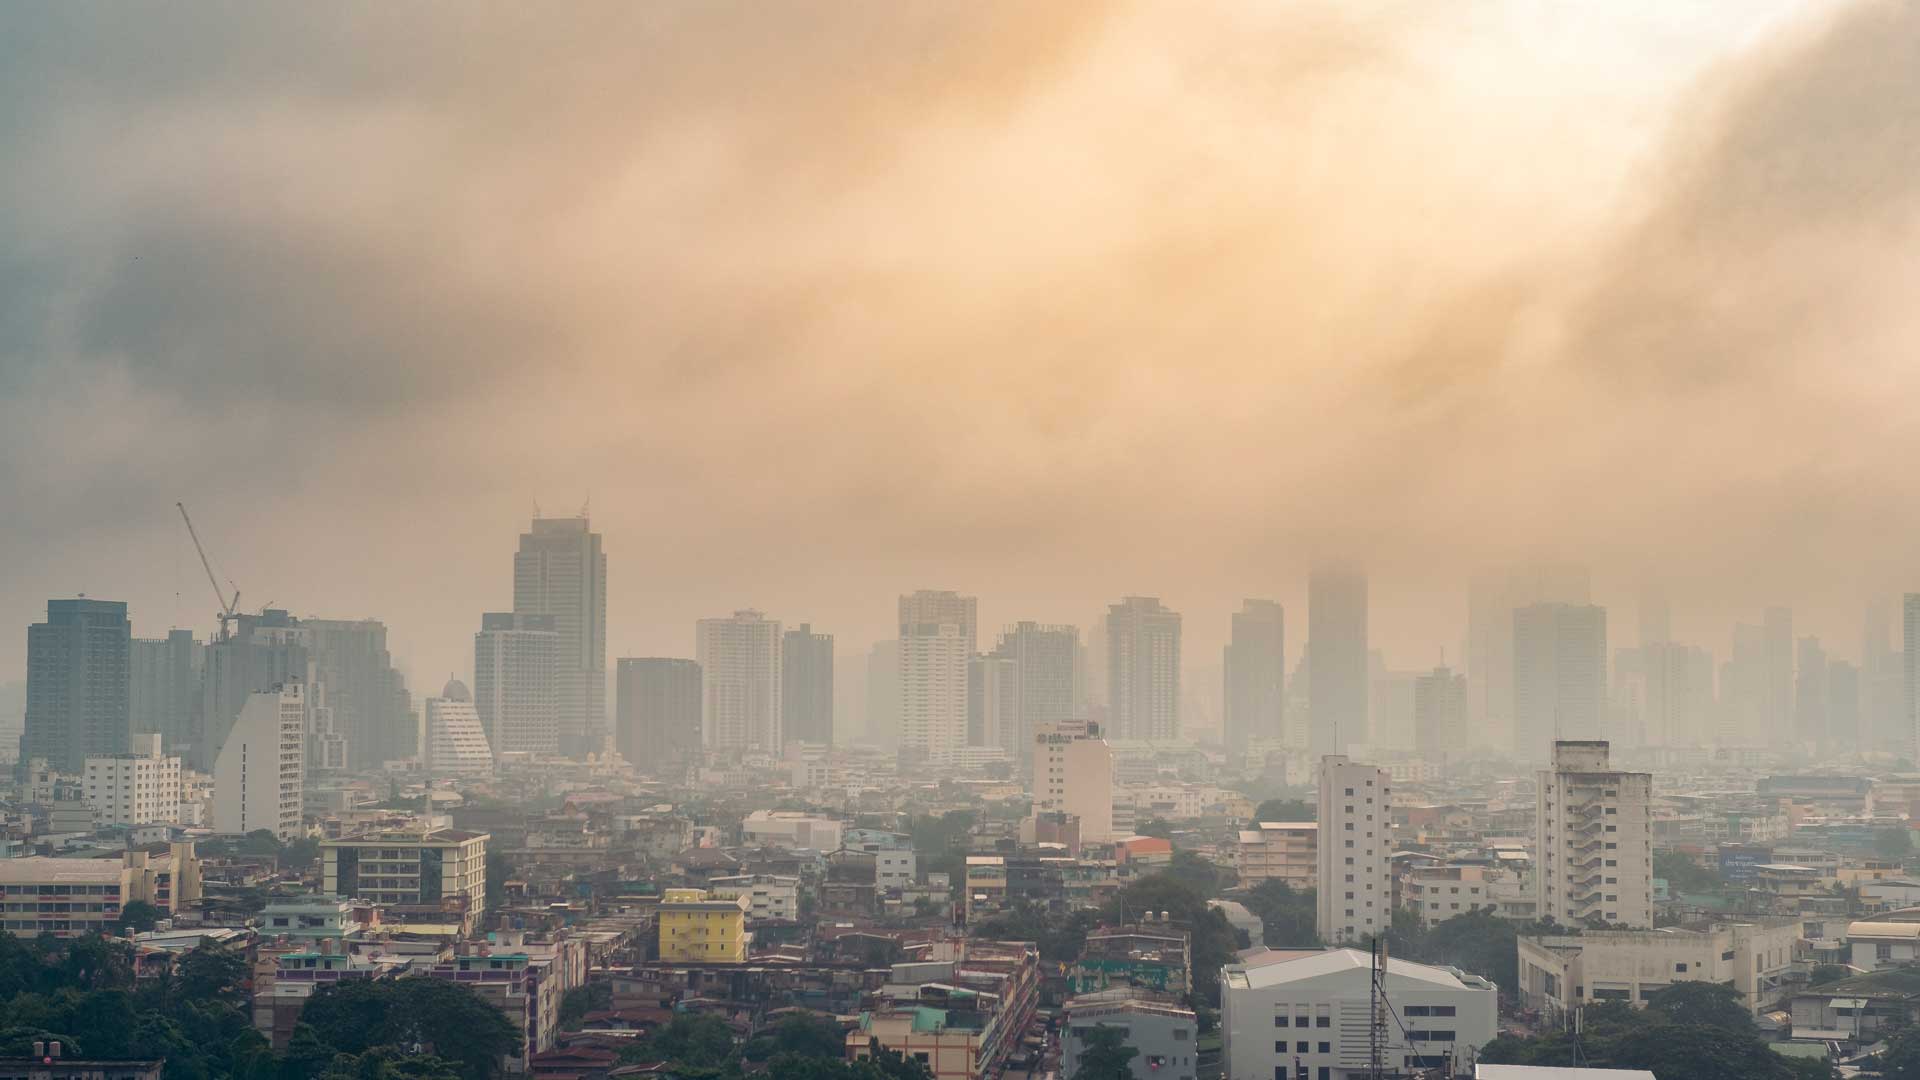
xmin=1223 ymin=948 xmax=1493 ymax=992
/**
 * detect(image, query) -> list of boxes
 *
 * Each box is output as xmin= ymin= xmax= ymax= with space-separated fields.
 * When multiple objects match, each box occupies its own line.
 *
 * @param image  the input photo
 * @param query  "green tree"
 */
xmin=485 ymin=853 xmax=512 ymax=912
xmin=177 ymin=943 xmax=250 ymax=1005
xmin=1252 ymin=799 xmax=1314 ymax=823
xmin=1071 ymin=1025 xmax=1139 ymax=1080
xmin=302 ymin=978 xmax=522 ymax=1079
xmin=558 ymin=981 xmax=612 ymax=1031
xmin=767 ymin=1013 xmax=849 ymax=1059
xmin=115 ymin=901 xmax=162 ymax=934
xmin=1881 ymin=1024 xmax=1920 ymax=1080
xmin=648 ymin=1014 xmax=737 ymax=1069
xmin=1168 ymin=851 xmax=1225 ymax=898
xmin=1646 ymin=982 xmax=1753 ymax=1033
xmin=1654 ymin=852 xmax=1723 ymax=894
xmin=1808 ymin=964 xmax=1851 ymax=986
xmin=1878 ymin=827 xmax=1914 ymax=861
xmin=1134 ymin=819 xmax=1175 ymax=840
xmin=1243 ymin=879 xmax=1318 ymax=948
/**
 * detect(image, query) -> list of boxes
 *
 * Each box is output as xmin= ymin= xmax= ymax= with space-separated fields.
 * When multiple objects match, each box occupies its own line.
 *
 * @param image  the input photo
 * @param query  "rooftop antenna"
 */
xmin=533 ymin=497 xmax=543 ymax=519
xmin=579 ymin=493 xmax=590 ymax=519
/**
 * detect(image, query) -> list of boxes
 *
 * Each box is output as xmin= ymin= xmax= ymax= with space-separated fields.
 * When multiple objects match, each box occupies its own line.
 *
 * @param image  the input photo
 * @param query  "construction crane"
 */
xmin=176 ymin=501 xmax=240 ymax=641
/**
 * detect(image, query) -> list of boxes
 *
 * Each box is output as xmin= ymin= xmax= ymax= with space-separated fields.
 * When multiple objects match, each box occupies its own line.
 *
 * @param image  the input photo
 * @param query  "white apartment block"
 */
xmin=742 ymin=810 xmax=843 ymax=852
xmin=214 ymin=684 xmax=305 ymax=840
xmin=85 ymin=733 xmax=182 ymax=826
xmin=1517 ymin=917 xmax=1799 ymax=1019
xmin=1535 ymin=740 xmax=1653 ymax=928
xmin=1239 ymin=822 xmax=1318 ymax=891
xmin=1033 ymin=720 xmax=1114 ymax=843
xmin=1222 ymin=948 xmax=1497 ymax=1080
xmin=899 ymin=618 xmax=970 ymax=765
xmin=1317 ymin=755 xmax=1391 ymax=944
xmin=707 ymin=874 xmax=801 ymax=921
xmin=697 ymin=610 xmax=783 ymax=753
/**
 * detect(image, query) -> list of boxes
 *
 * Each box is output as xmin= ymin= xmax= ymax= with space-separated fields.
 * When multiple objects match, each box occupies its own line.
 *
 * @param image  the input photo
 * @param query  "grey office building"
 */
xmin=23 ymin=599 xmax=132 ymax=773
xmin=782 ymin=624 xmax=835 ymax=746
xmin=616 ymin=658 xmax=702 ymax=769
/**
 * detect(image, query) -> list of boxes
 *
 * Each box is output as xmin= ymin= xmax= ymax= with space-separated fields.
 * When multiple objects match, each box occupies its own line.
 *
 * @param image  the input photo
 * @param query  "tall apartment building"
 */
xmin=474 ymin=612 xmax=559 ymax=758
xmin=969 ymin=653 xmax=1020 ymax=753
xmin=85 ymin=734 xmax=181 ymax=826
xmin=1308 ymin=569 xmax=1368 ymax=757
xmin=781 ymin=624 xmax=834 ymax=747
xmin=213 ymin=684 xmax=305 ymax=840
xmin=23 ymin=598 xmax=132 ymax=774
xmin=998 ymin=622 xmax=1079 ymax=765
xmin=1032 ymin=719 xmax=1113 ymax=843
xmin=899 ymin=591 xmax=975 ymax=764
xmin=614 ymin=657 xmax=702 ymax=768
xmin=1315 ymin=755 xmax=1391 ymax=944
xmin=1412 ymin=666 xmax=1466 ymax=760
xmin=199 ymin=609 xmax=310 ymax=772
xmin=865 ymin=640 xmax=900 ymax=751
xmin=1224 ymin=599 xmax=1285 ymax=758
xmin=1643 ymin=641 xmax=1715 ymax=748
xmin=1905 ymin=594 xmax=1920 ymax=761
xmin=1535 ymin=740 xmax=1653 ymax=928
xmin=301 ymin=618 xmax=414 ymax=769
xmin=130 ymin=629 xmax=202 ymax=752
xmin=1107 ymin=597 xmax=1181 ymax=742
xmin=513 ymin=515 xmax=607 ymax=757
xmin=697 ymin=610 xmax=783 ymax=753
xmin=1513 ymin=602 xmax=1607 ymax=762
xmin=420 ymin=679 xmax=494 ymax=776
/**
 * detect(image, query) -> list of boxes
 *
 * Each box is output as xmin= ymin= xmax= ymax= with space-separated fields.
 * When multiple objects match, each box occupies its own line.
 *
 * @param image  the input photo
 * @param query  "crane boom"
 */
xmin=176 ymin=501 xmax=238 ymax=640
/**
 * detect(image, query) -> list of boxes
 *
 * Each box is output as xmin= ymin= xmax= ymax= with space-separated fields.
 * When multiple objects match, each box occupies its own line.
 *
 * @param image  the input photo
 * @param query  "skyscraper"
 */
xmin=1223 ymin=599 xmax=1285 ymax=758
xmin=1412 ymin=666 xmax=1466 ymax=760
xmin=212 ymin=683 xmax=304 ymax=840
xmin=614 ymin=657 xmax=702 ymax=768
xmin=898 ymin=591 xmax=975 ymax=763
xmin=23 ymin=599 xmax=131 ymax=774
xmin=1106 ymin=597 xmax=1181 ymax=742
xmin=1643 ymin=641 xmax=1714 ymax=748
xmin=513 ymin=515 xmax=607 ymax=758
xmin=864 ymin=639 xmax=900 ymax=750
xmin=1796 ymin=636 xmax=1829 ymax=752
xmin=1906 ymin=594 xmax=1920 ymax=761
xmin=199 ymin=609 xmax=310 ymax=772
xmin=968 ymin=652 xmax=1019 ymax=752
xmin=1316 ymin=755 xmax=1391 ymax=944
xmin=1308 ymin=568 xmax=1367 ymax=757
xmin=1764 ymin=606 xmax=1795 ymax=747
xmin=697 ymin=610 xmax=783 ymax=753
xmin=474 ymin=612 xmax=560 ymax=758
xmin=781 ymin=624 xmax=834 ymax=747
xmin=1467 ymin=567 xmax=1589 ymax=757
xmin=302 ymin=617 xmax=414 ymax=770
xmin=990 ymin=622 xmax=1079 ymax=765
xmin=1512 ymin=602 xmax=1607 ymax=762
xmin=420 ymin=679 xmax=494 ymax=777
xmin=129 ymin=628 xmax=202 ymax=753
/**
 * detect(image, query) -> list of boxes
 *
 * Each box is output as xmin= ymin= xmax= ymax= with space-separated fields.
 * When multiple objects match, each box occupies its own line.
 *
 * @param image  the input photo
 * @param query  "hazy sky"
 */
xmin=6 ymin=0 xmax=1919 ymax=688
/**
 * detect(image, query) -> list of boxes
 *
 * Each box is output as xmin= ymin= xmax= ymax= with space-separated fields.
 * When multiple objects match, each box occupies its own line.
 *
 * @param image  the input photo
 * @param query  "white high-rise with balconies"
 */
xmin=1535 ymin=740 xmax=1653 ymax=928
xmin=898 ymin=590 xmax=975 ymax=764
xmin=698 ymin=610 xmax=783 ymax=753
xmin=1316 ymin=755 xmax=1391 ymax=945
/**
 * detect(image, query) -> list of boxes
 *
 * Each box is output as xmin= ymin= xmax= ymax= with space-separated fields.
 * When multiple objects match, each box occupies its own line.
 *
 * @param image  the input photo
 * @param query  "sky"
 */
xmin=5 ymin=0 xmax=1920 ymax=690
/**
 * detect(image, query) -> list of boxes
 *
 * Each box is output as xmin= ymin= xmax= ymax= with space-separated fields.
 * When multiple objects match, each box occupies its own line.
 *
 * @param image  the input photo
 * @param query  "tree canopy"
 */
xmin=1480 ymin=987 xmax=1829 ymax=1080
xmin=1071 ymin=1025 xmax=1139 ymax=1080
xmin=1252 ymin=799 xmax=1314 ymax=823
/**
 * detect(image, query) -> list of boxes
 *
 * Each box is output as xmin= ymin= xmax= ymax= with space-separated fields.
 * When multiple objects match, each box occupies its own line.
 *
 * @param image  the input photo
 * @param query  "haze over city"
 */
xmin=8 ymin=0 xmax=1920 ymax=692
xmin=8 ymin=6 xmax=1920 ymax=1080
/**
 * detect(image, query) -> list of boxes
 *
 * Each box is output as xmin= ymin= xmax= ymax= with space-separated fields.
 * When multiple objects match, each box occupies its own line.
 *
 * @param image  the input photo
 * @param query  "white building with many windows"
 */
xmin=213 ymin=684 xmax=305 ymax=840
xmin=1222 ymin=947 xmax=1497 ymax=1080
xmin=85 ymin=734 xmax=182 ymax=826
xmin=1316 ymin=756 xmax=1391 ymax=944
xmin=1535 ymin=740 xmax=1653 ymax=928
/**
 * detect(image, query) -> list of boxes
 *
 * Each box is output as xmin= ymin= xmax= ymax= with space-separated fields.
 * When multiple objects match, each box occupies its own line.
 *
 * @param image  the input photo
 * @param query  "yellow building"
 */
xmin=657 ymin=888 xmax=751 ymax=963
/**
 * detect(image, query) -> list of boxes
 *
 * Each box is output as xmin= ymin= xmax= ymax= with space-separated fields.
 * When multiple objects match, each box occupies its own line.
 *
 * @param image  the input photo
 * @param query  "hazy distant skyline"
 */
xmin=6 ymin=1 xmax=1920 ymax=687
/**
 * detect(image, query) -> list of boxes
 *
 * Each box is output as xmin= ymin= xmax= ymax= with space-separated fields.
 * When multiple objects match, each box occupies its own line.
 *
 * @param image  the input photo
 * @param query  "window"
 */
xmin=1675 ymin=963 xmax=1688 ymax=973
xmin=1410 ymin=1030 xmax=1457 ymax=1042
xmin=1296 ymin=1041 xmax=1310 ymax=1053
xmin=1432 ymin=1006 xmax=1455 ymax=1017
xmin=1317 ymin=1042 xmax=1330 ymax=1053
xmin=1275 ymin=1016 xmax=1289 ymax=1027
xmin=1316 ymin=1016 xmax=1330 ymax=1028
xmin=1880 ymin=944 xmax=1895 ymax=961
xmin=1405 ymin=1006 xmax=1430 ymax=1017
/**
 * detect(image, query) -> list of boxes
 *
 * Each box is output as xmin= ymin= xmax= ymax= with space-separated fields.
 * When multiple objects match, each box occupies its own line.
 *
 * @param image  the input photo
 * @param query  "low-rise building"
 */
xmin=657 ymin=887 xmax=750 ymax=963
xmin=1070 ymin=923 xmax=1191 ymax=998
xmin=1846 ymin=918 xmax=1920 ymax=971
xmin=1788 ymin=966 xmax=1920 ymax=1042
xmin=1221 ymin=947 xmax=1497 ymax=1080
xmin=1238 ymin=822 xmax=1317 ymax=890
xmin=707 ymin=874 xmax=800 ymax=922
xmin=0 ymin=844 xmax=201 ymax=937
xmin=848 ymin=940 xmax=1040 ymax=1080
xmin=1062 ymin=989 xmax=1198 ymax=1080
xmin=1402 ymin=864 xmax=1498 ymax=928
xmin=321 ymin=829 xmax=489 ymax=935
xmin=1516 ymin=917 xmax=1799 ymax=1021
xmin=258 ymin=895 xmax=369 ymax=942
xmin=84 ymin=735 xmax=182 ymax=826
xmin=741 ymin=810 xmax=843 ymax=851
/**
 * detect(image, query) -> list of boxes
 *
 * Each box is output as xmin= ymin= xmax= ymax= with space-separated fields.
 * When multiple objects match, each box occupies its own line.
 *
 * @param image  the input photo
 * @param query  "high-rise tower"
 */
xmin=513 ymin=516 xmax=607 ymax=757
xmin=1308 ymin=568 xmax=1368 ymax=757
xmin=23 ymin=599 xmax=132 ymax=774
xmin=1224 ymin=599 xmax=1285 ymax=757
xmin=697 ymin=610 xmax=783 ymax=753
xmin=1106 ymin=597 xmax=1181 ymax=742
